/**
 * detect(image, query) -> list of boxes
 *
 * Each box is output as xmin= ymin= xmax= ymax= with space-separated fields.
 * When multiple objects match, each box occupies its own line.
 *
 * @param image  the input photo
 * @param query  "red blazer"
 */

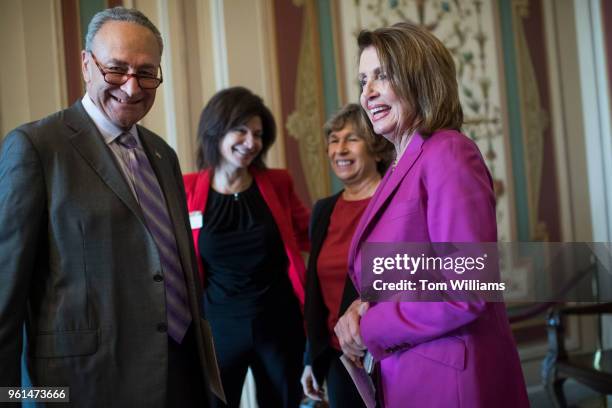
xmin=183 ymin=167 xmax=310 ymax=306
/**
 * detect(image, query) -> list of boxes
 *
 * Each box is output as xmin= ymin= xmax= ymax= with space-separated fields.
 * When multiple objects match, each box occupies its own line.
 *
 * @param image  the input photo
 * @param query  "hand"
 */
xmin=334 ymin=299 xmax=369 ymax=367
xmin=300 ymin=365 xmax=323 ymax=401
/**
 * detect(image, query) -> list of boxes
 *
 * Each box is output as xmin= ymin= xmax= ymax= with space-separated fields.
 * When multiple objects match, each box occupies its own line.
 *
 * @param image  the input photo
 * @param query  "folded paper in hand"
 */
xmin=340 ymin=354 xmax=376 ymax=408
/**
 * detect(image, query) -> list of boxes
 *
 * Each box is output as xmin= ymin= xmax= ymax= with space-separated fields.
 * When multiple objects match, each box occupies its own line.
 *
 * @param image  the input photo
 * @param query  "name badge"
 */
xmin=189 ymin=211 xmax=203 ymax=229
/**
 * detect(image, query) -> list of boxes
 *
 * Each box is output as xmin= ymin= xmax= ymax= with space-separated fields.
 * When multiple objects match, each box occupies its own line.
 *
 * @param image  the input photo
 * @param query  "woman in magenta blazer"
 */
xmin=183 ymin=87 xmax=309 ymax=407
xmin=334 ymin=23 xmax=529 ymax=407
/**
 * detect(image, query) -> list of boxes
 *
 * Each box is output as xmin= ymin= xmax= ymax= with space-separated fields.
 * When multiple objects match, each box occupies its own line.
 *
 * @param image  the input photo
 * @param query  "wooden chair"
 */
xmin=542 ymin=303 xmax=612 ymax=407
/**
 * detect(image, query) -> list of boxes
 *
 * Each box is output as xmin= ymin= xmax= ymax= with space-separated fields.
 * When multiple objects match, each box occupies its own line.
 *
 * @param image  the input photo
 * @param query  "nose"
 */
xmin=338 ymin=139 xmax=349 ymax=153
xmin=243 ymin=131 xmax=255 ymax=149
xmin=362 ymin=79 xmax=378 ymax=100
xmin=121 ymin=76 xmax=141 ymax=97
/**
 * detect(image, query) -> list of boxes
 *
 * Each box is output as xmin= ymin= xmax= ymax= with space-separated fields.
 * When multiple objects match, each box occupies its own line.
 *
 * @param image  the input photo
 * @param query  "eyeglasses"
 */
xmin=89 ymin=52 xmax=163 ymax=90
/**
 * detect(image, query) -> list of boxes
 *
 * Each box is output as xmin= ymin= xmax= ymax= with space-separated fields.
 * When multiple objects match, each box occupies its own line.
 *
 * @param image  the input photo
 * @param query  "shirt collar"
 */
xmin=81 ymin=93 xmax=140 ymax=146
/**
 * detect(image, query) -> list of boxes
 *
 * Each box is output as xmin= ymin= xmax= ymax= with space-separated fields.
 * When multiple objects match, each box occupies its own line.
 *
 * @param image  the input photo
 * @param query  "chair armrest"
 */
xmin=558 ymin=302 xmax=612 ymax=316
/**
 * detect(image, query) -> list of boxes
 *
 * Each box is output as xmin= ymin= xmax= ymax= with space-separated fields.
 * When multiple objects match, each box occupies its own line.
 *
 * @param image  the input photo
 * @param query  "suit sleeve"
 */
xmin=360 ymin=137 xmax=496 ymax=361
xmin=171 ymin=155 xmax=204 ymax=292
xmin=286 ymin=172 xmax=311 ymax=252
xmin=170 ymin=152 xmax=191 ymax=228
xmin=0 ymin=130 xmax=46 ymax=385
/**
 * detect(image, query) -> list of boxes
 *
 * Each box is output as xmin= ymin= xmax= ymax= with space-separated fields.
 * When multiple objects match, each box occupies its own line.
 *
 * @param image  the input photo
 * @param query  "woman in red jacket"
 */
xmin=183 ymin=87 xmax=310 ymax=408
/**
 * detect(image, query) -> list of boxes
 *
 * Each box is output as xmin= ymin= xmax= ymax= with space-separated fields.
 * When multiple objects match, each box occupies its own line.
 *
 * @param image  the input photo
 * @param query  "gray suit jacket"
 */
xmin=0 ymin=101 xmax=210 ymax=407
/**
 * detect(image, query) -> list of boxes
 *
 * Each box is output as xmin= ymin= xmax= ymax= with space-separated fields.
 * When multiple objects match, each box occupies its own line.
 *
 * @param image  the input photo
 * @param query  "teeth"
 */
xmin=370 ymin=106 xmax=388 ymax=114
xmin=336 ymin=160 xmax=352 ymax=166
xmin=114 ymin=96 xmax=137 ymax=104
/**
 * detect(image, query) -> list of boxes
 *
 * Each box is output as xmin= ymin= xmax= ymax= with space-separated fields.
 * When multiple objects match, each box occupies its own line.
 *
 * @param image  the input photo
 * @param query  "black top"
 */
xmin=198 ymin=182 xmax=291 ymax=318
xmin=304 ymin=191 xmax=360 ymax=382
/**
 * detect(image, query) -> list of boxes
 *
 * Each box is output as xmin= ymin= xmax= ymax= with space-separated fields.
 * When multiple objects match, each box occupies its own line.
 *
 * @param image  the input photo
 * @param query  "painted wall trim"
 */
xmin=575 ymin=0 xmax=612 ymax=242
xmin=498 ymin=0 xmax=530 ymax=241
xmin=542 ymin=0 xmax=574 ymax=241
xmin=157 ymin=0 xmax=178 ymax=151
xmin=316 ymin=0 xmax=342 ymax=193
xmin=210 ymin=0 xmax=229 ymax=90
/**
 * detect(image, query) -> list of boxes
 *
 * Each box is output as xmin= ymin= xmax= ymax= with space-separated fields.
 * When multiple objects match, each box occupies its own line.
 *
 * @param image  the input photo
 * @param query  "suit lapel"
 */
xmin=348 ymin=134 xmax=425 ymax=276
xmin=65 ymin=102 xmax=144 ymax=224
xmin=307 ymin=193 xmax=341 ymax=315
xmin=253 ymin=169 xmax=291 ymax=245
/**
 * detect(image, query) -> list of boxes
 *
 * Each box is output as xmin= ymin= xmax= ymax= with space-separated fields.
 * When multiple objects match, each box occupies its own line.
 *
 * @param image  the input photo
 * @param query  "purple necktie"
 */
xmin=117 ymin=132 xmax=191 ymax=343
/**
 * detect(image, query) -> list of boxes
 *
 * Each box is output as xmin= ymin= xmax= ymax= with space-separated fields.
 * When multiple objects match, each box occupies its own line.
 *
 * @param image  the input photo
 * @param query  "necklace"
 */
xmin=391 ymin=159 xmax=398 ymax=172
xmin=212 ymin=170 xmax=252 ymax=197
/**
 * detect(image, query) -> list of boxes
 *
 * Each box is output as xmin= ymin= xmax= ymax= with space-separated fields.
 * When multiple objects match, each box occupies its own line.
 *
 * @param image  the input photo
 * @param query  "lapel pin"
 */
xmin=155 ymin=151 xmax=162 ymax=159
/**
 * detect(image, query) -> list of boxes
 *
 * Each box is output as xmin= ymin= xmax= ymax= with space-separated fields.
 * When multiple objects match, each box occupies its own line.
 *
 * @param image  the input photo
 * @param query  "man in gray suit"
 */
xmin=0 ymin=7 xmax=214 ymax=407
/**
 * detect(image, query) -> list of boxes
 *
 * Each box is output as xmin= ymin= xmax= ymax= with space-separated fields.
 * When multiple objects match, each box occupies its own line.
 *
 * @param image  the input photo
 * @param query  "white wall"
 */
xmin=128 ymin=0 xmax=285 ymax=173
xmin=0 ymin=0 xmax=65 ymax=136
xmin=573 ymin=0 xmax=612 ymax=350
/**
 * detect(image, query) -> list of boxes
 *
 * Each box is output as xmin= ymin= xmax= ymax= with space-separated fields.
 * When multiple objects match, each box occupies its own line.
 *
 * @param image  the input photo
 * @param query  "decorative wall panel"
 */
xmin=274 ymin=0 xmax=329 ymax=205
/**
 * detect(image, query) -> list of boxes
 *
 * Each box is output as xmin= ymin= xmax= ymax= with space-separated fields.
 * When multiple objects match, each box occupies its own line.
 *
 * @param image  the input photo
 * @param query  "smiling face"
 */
xmin=327 ymin=123 xmax=379 ymax=186
xmin=82 ymin=21 xmax=161 ymax=129
xmin=218 ymin=115 xmax=263 ymax=171
xmin=359 ymin=46 xmax=410 ymax=144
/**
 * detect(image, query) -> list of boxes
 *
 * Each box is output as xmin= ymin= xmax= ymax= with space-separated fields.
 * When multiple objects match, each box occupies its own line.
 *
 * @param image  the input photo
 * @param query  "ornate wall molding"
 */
xmin=512 ymin=0 xmax=548 ymax=240
xmin=285 ymin=1 xmax=329 ymax=202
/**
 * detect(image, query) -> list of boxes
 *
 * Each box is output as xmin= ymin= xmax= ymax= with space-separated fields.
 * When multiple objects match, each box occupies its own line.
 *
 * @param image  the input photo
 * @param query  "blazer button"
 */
xmin=157 ymin=323 xmax=167 ymax=333
xmin=153 ymin=274 xmax=163 ymax=282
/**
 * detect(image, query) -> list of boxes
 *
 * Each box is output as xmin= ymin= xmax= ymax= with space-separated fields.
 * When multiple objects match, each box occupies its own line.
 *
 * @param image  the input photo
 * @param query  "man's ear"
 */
xmin=81 ymin=50 xmax=91 ymax=83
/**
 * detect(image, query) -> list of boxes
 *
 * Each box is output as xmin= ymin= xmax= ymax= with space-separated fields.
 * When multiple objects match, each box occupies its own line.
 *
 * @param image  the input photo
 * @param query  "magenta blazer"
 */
xmin=348 ymin=130 xmax=528 ymax=407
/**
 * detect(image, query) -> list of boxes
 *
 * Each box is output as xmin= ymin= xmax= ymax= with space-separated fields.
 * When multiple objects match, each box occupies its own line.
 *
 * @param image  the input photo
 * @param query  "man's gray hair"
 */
xmin=85 ymin=7 xmax=163 ymax=55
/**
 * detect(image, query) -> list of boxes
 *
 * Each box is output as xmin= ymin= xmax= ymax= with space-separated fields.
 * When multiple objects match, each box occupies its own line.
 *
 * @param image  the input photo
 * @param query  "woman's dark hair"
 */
xmin=323 ymin=103 xmax=395 ymax=175
xmin=196 ymin=86 xmax=276 ymax=170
